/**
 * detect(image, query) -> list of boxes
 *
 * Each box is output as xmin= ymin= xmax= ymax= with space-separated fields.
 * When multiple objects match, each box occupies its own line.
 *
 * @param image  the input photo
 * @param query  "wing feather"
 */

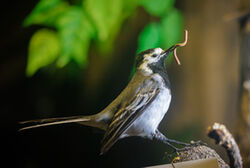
xmin=100 ymin=77 xmax=161 ymax=154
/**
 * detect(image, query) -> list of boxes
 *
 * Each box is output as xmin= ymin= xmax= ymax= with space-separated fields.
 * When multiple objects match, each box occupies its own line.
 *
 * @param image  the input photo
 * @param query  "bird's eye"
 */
xmin=152 ymin=54 xmax=157 ymax=58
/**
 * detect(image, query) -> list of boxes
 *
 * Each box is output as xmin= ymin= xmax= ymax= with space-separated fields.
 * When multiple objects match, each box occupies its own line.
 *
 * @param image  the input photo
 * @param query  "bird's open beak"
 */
xmin=162 ymin=30 xmax=188 ymax=65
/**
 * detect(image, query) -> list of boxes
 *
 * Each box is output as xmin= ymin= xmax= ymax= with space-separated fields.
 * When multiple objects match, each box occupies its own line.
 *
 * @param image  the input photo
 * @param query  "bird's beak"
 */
xmin=162 ymin=30 xmax=188 ymax=65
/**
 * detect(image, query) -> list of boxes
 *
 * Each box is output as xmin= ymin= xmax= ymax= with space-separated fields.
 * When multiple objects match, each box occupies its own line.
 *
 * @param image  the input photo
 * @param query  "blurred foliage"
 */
xmin=24 ymin=0 xmax=183 ymax=76
xmin=26 ymin=29 xmax=60 ymax=76
xmin=137 ymin=5 xmax=183 ymax=63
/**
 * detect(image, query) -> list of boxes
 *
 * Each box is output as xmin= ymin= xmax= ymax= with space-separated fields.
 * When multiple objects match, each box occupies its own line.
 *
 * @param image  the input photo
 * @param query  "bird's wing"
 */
xmin=100 ymin=75 xmax=161 ymax=154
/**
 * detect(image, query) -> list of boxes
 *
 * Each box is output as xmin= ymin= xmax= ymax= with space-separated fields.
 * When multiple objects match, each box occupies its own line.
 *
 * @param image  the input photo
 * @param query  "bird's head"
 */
xmin=135 ymin=30 xmax=188 ymax=73
xmin=135 ymin=48 xmax=169 ymax=71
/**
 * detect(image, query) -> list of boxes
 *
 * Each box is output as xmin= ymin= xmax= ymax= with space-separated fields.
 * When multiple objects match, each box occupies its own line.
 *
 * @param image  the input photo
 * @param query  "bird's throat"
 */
xmin=149 ymin=64 xmax=171 ymax=88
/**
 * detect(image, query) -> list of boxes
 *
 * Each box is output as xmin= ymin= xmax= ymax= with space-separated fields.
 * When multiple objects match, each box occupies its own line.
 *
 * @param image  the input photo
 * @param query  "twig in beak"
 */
xmin=173 ymin=30 xmax=188 ymax=65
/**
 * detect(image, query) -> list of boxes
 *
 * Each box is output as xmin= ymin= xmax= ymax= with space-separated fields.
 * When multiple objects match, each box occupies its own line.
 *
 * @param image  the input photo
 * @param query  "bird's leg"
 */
xmin=163 ymin=137 xmax=190 ymax=146
xmin=153 ymin=130 xmax=191 ymax=152
xmin=153 ymin=131 xmax=180 ymax=152
xmin=154 ymin=130 xmax=190 ymax=146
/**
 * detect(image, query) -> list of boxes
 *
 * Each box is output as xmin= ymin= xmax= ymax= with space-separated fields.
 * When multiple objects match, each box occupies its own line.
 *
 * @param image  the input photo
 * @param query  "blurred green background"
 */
xmin=24 ymin=0 xmax=183 ymax=76
xmin=0 ymin=0 xmax=243 ymax=167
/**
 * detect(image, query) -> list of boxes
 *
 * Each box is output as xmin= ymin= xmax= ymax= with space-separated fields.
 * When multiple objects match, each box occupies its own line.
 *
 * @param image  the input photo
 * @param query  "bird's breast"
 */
xmin=124 ymin=87 xmax=172 ymax=138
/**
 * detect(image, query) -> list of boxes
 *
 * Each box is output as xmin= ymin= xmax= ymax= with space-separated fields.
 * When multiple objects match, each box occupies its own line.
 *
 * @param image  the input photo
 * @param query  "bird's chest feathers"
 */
xmin=126 ymin=87 xmax=171 ymax=137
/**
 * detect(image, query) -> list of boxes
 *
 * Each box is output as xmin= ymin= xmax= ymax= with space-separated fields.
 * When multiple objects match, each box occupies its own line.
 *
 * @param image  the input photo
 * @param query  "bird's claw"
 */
xmin=189 ymin=140 xmax=207 ymax=146
xmin=171 ymin=140 xmax=207 ymax=153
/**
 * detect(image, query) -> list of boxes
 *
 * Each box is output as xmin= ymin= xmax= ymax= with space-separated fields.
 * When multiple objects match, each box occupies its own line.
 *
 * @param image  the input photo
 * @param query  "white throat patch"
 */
xmin=138 ymin=62 xmax=153 ymax=74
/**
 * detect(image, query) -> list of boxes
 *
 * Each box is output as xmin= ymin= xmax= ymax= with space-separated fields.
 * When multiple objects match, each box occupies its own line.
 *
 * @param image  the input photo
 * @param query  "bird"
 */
xmin=20 ymin=30 xmax=189 ymax=155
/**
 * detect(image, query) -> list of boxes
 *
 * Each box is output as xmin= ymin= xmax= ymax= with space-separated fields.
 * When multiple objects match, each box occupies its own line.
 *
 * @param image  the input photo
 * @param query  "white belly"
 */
xmin=122 ymin=88 xmax=171 ymax=138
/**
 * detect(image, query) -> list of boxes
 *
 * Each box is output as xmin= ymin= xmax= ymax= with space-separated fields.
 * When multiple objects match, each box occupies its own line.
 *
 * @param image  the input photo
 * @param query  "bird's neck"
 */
xmin=149 ymin=64 xmax=171 ymax=88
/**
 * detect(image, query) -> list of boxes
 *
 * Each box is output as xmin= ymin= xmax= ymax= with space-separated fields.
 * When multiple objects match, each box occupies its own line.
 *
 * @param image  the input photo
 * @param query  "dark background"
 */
xmin=1 ymin=0 xmax=240 ymax=168
xmin=1 ymin=1 xmax=178 ymax=167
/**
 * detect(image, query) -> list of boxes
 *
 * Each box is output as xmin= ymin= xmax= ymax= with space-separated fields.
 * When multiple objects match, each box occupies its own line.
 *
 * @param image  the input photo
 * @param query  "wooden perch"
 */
xmin=172 ymin=123 xmax=242 ymax=168
xmin=173 ymin=145 xmax=229 ymax=168
xmin=147 ymin=158 xmax=220 ymax=168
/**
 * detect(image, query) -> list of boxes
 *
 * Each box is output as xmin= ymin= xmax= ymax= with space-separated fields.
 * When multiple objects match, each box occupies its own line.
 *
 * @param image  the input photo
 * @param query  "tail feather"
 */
xmin=19 ymin=115 xmax=91 ymax=131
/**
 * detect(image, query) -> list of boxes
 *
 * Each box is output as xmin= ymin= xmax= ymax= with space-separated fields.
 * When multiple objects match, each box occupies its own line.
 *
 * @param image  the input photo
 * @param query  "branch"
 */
xmin=207 ymin=123 xmax=243 ymax=168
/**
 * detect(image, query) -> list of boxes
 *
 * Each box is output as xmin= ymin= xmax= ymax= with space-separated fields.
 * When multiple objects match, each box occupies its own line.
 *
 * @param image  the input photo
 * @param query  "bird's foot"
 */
xmin=173 ymin=140 xmax=207 ymax=152
xmin=173 ymin=146 xmax=191 ymax=153
xmin=154 ymin=131 xmax=206 ymax=155
xmin=188 ymin=140 xmax=207 ymax=147
xmin=171 ymin=140 xmax=206 ymax=148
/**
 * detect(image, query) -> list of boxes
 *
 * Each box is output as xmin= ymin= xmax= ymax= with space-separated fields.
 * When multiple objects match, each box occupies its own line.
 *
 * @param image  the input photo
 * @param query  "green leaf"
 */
xmin=160 ymin=9 xmax=183 ymax=47
xmin=83 ymin=0 xmax=125 ymax=54
xmin=160 ymin=8 xmax=183 ymax=63
xmin=26 ymin=29 xmax=60 ymax=76
xmin=122 ymin=0 xmax=141 ymax=17
xmin=83 ymin=0 xmax=122 ymax=41
xmin=137 ymin=22 xmax=162 ymax=54
xmin=140 ymin=0 xmax=175 ymax=17
xmin=23 ymin=0 xmax=69 ymax=27
xmin=56 ymin=6 xmax=94 ymax=67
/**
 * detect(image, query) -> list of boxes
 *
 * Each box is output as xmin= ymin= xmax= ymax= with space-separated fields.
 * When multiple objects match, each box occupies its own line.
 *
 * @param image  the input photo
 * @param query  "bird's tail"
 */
xmin=19 ymin=115 xmax=103 ymax=131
